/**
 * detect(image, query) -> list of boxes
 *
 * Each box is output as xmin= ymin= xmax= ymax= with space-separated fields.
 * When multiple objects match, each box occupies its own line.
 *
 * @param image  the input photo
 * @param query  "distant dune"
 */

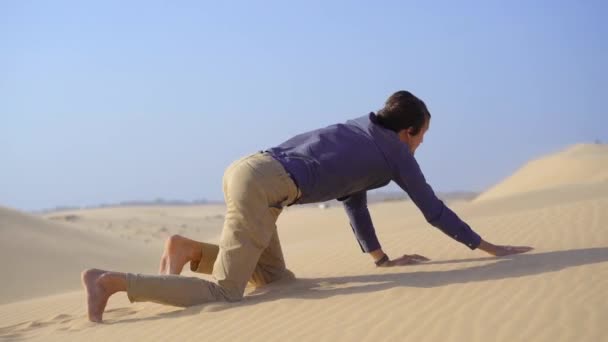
xmin=475 ymin=143 xmax=608 ymax=202
xmin=0 ymin=206 xmax=157 ymax=304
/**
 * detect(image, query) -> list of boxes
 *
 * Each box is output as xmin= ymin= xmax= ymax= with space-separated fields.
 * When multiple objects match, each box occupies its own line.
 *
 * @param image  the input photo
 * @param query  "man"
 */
xmin=82 ymin=90 xmax=532 ymax=322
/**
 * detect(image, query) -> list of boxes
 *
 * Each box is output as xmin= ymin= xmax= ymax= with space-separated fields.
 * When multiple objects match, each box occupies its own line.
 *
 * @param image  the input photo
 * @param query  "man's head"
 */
xmin=376 ymin=90 xmax=431 ymax=155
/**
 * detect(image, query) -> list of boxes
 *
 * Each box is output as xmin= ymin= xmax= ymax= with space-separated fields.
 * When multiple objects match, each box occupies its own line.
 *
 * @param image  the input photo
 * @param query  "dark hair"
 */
xmin=375 ymin=90 xmax=431 ymax=135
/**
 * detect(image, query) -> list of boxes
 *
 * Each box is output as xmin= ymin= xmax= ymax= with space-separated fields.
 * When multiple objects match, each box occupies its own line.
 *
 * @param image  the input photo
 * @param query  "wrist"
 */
xmin=374 ymin=254 xmax=390 ymax=266
xmin=477 ymin=240 xmax=497 ymax=255
xmin=369 ymin=248 xmax=386 ymax=262
xmin=369 ymin=248 xmax=389 ymax=266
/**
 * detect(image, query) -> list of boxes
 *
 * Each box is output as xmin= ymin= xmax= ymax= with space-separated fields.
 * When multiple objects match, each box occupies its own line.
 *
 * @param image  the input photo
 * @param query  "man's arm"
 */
xmin=391 ymin=145 xmax=532 ymax=256
xmin=342 ymin=191 xmax=435 ymax=266
xmin=341 ymin=191 xmax=386 ymax=264
xmin=392 ymin=147 xmax=482 ymax=249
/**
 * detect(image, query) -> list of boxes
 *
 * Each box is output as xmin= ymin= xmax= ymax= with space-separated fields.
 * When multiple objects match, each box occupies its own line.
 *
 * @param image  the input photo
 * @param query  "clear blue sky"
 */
xmin=1 ymin=0 xmax=606 ymax=211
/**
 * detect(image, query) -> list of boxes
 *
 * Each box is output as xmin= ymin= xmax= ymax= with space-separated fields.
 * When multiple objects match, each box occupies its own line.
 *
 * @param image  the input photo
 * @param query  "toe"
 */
xmin=159 ymin=255 xmax=167 ymax=274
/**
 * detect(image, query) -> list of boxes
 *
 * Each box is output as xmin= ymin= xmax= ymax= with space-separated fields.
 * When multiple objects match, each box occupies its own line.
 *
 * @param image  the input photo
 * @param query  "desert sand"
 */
xmin=1 ymin=143 xmax=607 ymax=341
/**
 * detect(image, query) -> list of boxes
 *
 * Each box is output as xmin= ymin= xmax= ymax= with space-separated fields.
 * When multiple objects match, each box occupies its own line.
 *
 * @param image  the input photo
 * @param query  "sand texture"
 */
xmin=1 ymin=144 xmax=607 ymax=341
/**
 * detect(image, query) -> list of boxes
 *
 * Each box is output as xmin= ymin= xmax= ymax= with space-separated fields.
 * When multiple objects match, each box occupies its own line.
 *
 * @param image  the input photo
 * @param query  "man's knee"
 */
xmin=218 ymin=286 xmax=245 ymax=302
xmin=249 ymin=267 xmax=291 ymax=287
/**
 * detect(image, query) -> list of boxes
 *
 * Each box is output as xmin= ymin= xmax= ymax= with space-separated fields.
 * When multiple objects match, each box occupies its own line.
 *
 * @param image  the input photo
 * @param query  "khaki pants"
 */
xmin=126 ymin=152 xmax=300 ymax=306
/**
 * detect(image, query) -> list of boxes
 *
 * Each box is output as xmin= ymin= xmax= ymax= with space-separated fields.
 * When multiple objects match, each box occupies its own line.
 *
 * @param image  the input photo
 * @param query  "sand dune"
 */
xmin=1 ymin=145 xmax=607 ymax=341
xmin=0 ymin=206 xmax=159 ymax=304
xmin=475 ymin=143 xmax=608 ymax=202
xmin=44 ymin=205 xmax=226 ymax=244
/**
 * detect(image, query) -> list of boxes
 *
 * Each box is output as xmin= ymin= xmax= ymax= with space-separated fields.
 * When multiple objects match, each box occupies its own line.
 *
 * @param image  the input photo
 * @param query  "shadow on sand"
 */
xmin=115 ymin=246 xmax=608 ymax=324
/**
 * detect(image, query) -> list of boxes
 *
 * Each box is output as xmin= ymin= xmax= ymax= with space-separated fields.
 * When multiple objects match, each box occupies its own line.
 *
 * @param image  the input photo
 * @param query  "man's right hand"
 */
xmin=379 ymin=254 xmax=430 ymax=267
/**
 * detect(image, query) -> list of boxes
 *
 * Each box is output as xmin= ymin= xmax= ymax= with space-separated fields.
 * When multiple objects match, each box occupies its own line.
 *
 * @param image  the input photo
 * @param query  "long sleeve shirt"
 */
xmin=266 ymin=112 xmax=482 ymax=253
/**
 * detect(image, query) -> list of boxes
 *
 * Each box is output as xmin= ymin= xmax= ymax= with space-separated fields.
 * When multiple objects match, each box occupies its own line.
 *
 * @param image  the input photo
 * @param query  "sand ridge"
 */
xmin=475 ymin=143 xmax=608 ymax=202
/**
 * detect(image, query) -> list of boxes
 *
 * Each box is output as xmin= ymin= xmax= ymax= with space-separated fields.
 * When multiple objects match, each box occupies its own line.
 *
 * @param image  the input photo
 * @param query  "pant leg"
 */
xmin=126 ymin=152 xmax=299 ymax=306
xmin=211 ymin=152 xmax=299 ymax=301
xmin=189 ymin=242 xmax=220 ymax=275
xmin=190 ymin=207 xmax=290 ymax=287
xmin=249 ymin=207 xmax=290 ymax=286
xmin=126 ymin=273 xmax=225 ymax=307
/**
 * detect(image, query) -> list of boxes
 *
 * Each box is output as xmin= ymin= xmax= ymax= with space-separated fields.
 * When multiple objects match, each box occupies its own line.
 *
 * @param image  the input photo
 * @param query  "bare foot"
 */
xmin=158 ymin=235 xmax=200 ymax=275
xmin=81 ymin=268 xmax=110 ymax=323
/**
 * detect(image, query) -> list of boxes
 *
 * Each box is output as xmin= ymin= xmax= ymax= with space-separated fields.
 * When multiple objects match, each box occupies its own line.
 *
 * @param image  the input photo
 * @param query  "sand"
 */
xmin=1 ymin=144 xmax=607 ymax=341
xmin=475 ymin=143 xmax=608 ymax=202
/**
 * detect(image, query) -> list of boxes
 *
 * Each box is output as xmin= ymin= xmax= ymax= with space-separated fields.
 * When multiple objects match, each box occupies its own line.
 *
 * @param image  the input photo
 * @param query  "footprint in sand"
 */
xmin=105 ymin=307 xmax=138 ymax=318
xmin=0 ymin=313 xmax=77 ymax=339
xmin=0 ymin=321 xmax=29 ymax=337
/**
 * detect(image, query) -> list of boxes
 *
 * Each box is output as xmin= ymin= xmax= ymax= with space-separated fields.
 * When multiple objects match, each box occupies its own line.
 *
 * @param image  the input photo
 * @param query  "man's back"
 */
xmin=267 ymin=113 xmax=400 ymax=204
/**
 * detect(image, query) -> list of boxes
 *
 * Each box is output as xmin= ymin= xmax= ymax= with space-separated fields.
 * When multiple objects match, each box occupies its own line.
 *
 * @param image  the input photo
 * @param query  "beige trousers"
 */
xmin=126 ymin=152 xmax=300 ymax=306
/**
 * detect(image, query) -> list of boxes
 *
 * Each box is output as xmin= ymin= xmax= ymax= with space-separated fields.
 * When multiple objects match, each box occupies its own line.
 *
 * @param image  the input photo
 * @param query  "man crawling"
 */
xmin=83 ymin=90 xmax=532 ymax=322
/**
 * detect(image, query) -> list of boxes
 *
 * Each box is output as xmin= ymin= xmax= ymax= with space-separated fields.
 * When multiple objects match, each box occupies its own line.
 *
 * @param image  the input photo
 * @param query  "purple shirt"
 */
xmin=266 ymin=113 xmax=481 ymax=253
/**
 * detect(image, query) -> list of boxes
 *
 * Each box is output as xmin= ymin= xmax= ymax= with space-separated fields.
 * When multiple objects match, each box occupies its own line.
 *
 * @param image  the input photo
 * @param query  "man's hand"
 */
xmin=369 ymin=249 xmax=430 ymax=267
xmin=378 ymin=254 xmax=430 ymax=267
xmin=478 ymin=239 xmax=533 ymax=257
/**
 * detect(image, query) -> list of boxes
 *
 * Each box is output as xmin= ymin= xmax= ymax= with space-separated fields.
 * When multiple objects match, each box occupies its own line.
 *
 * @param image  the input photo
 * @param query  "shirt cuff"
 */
xmin=465 ymin=231 xmax=482 ymax=250
xmin=351 ymin=225 xmax=382 ymax=253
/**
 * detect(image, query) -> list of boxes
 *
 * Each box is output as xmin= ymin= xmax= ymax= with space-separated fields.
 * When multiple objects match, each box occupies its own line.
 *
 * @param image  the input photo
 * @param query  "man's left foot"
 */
xmin=81 ymin=269 xmax=110 ymax=323
xmin=158 ymin=235 xmax=199 ymax=275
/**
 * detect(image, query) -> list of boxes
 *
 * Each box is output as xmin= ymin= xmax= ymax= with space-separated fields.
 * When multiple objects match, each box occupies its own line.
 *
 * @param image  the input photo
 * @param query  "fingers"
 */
xmin=510 ymin=246 xmax=534 ymax=254
xmin=500 ymin=245 xmax=534 ymax=256
xmin=392 ymin=254 xmax=430 ymax=266
xmin=376 ymin=254 xmax=432 ymax=267
xmin=397 ymin=257 xmax=419 ymax=265
xmin=410 ymin=254 xmax=431 ymax=262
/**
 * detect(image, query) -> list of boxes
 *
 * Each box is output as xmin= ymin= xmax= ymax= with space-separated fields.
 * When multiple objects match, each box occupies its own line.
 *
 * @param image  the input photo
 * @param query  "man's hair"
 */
xmin=375 ymin=90 xmax=431 ymax=135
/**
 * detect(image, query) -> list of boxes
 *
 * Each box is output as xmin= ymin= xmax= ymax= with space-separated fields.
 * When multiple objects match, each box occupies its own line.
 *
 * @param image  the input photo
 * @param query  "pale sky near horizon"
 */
xmin=1 ymin=0 xmax=607 ymax=211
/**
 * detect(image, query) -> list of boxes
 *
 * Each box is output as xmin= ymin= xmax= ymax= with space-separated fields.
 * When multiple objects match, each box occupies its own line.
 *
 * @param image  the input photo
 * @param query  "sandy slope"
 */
xmin=43 ymin=205 xmax=226 ymax=244
xmin=1 ymin=145 xmax=607 ymax=341
xmin=0 ymin=206 xmax=158 ymax=304
xmin=475 ymin=143 xmax=608 ymax=202
xmin=0 ymin=205 xmax=226 ymax=305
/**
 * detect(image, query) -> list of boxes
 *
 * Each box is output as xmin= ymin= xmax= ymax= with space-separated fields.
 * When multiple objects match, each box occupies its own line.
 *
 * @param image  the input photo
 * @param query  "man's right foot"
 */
xmin=158 ymin=235 xmax=200 ymax=275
